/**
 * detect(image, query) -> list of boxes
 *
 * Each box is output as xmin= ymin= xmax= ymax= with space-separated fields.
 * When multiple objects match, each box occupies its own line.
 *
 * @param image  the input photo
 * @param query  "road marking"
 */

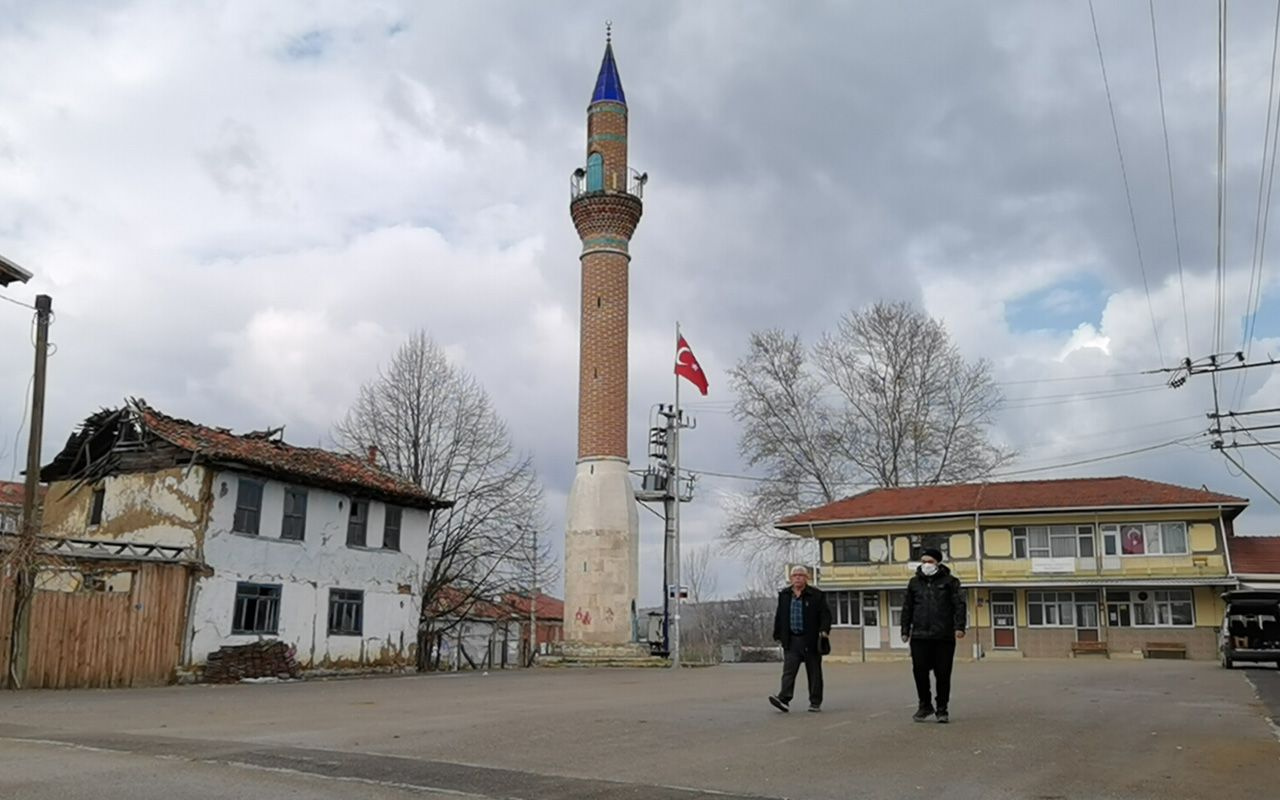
xmin=823 ymin=720 xmax=853 ymax=729
xmin=866 ymin=711 xmax=889 ymax=719
xmin=778 ymin=735 xmax=799 ymax=744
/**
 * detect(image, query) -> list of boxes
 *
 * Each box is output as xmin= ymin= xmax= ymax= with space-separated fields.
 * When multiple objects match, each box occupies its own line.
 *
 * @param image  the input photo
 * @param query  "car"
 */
xmin=1220 ymin=589 xmax=1280 ymax=669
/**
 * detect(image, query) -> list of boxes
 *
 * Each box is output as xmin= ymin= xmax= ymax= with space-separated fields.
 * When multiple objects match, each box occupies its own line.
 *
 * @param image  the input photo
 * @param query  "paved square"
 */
xmin=1 ymin=660 xmax=1278 ymax=799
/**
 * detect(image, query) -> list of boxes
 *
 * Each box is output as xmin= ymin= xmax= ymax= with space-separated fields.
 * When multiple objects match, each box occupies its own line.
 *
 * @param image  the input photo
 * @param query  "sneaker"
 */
xmin=768 ymin=695 xmax=790 ymax=713
xmin=912 ymin=705 xmax=934 ymax=722
xmin=808 ymin=704 xmax=821 ymax=713
xmin=936 ymin=710 xmax=949 ymax=724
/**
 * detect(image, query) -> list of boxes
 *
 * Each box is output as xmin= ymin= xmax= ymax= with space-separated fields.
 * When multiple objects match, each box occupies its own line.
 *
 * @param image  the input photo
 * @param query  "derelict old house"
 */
xmin=1 ymin=399 xmax=450 ymax=688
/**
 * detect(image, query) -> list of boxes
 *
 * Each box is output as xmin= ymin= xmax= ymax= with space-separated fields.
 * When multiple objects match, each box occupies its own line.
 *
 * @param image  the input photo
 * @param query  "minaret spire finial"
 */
xmin=606 ymin=20 xmax=612 ymax=43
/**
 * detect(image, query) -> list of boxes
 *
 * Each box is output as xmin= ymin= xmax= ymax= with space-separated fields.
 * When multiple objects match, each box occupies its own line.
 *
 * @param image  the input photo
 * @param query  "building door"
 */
xmin=889 ymin=590 xmax=909 ymax=649
xmin=862 ymin=592 xmax=881 ymax=650
xmin=1075 ymin=591 xmax=1101 ymax=642
xmin=991 ymin=590 xmax=1017 ymax=649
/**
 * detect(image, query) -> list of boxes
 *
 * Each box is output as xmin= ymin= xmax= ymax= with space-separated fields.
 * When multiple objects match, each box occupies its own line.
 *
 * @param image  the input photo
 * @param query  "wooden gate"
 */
xmin=1 ymin=561 xmax=192 ymax=689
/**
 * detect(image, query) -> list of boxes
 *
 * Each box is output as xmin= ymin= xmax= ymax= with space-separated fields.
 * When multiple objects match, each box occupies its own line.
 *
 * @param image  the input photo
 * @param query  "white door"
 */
xmin=889 ymin=590 xmax=909 ymax=649
xmin=862 ymin=592 xmax=881 ymax=649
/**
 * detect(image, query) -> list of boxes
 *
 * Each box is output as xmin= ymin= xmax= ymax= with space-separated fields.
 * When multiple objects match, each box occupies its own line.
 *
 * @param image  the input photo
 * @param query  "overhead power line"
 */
xmin=1089 ymin=0 xmax=1165 ymax=367
xmin=1148 ymin=0 xmax=1192 ymax=357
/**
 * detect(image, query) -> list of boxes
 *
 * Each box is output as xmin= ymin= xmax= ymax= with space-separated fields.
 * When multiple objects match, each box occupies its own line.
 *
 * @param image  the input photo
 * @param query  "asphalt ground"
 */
xmin=1 ymin=660 xmax=1278 ymax=800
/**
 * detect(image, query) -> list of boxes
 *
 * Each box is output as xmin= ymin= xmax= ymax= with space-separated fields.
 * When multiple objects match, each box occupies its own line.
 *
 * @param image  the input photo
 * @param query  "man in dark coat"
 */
xmin=900 ymin=547 xmax=966 ymax=723
xmin=769 ymin=565 xmax=832 ymax=713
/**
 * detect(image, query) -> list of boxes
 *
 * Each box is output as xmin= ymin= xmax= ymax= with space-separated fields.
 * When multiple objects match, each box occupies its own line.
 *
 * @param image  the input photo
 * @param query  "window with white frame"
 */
xmin=1012 ymin=526 xmax=1094 ymax=559
xmin=1027 ymin=590 xmax=1086 ymax=627
xmin=1105 ymin=589 xmax=1194 ymax=627
xmin=1101 ymin=523 xmax=1189 ymax=556
xmin=826 ymin=590 xmax=861 ymax=627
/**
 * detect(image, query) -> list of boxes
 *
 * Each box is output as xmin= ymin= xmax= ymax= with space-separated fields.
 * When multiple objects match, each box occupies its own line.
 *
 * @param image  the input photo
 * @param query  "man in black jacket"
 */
xmin=900 ymin=547 xmax=966 ymax=723
xmin=769 ymin=565 xmax=832 ymax=713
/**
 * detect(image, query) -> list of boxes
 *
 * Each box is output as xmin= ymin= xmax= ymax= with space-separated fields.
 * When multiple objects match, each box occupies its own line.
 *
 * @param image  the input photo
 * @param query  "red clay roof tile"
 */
xmin=778 ymin=476 xmax=1247 ymax=528
xmin=1228 ymin=536 xmax=1280 ymax=575
xmin=136 ymin=403 xmax=450 ymax=511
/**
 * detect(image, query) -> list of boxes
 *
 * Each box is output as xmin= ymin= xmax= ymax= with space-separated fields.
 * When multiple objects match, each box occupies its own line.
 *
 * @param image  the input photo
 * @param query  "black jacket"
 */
xmin=900 ymin=564 xmax=967 ymax=640
xmin=773 ymin=585 xmax=832 ymax=650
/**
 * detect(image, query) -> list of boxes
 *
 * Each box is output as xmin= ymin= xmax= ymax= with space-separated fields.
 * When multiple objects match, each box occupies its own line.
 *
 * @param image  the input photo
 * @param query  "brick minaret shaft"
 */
xmin=563 ymin=32 xmax=646 ymax=648
xmin=572 ymin=46 xmax=640 ymax=460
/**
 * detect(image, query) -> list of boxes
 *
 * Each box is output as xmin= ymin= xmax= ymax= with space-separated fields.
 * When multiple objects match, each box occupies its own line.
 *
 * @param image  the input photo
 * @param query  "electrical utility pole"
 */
xmin=637 ymin=405 xmax=696 ymax=667
xmin=528 ymin=526 xmax=538 ymax=667
xmin=9 ymin=293 xmax=52 ymax=689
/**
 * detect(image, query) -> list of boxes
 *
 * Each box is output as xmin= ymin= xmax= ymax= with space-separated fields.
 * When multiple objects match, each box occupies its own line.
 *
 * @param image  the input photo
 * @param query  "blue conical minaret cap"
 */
xmin=591 ymin=27 xmax=626 ymax=105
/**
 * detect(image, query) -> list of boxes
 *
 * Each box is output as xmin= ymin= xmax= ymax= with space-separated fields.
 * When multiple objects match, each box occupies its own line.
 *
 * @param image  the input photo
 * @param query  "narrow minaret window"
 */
xmin=586 ymin=153 xmax=604 ymax=192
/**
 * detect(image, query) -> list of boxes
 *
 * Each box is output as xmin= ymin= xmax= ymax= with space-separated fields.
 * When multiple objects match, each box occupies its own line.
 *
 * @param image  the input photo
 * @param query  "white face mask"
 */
xmin=920 ymin=562 xmax=939 ymax=576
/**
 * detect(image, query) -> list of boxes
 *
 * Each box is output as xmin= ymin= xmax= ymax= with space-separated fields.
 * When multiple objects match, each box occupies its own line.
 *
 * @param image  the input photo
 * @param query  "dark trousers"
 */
xmin=778 ymin=636 xmax=823 ymax=706
xmin=910 ymin=637 xmax=956 ymax=711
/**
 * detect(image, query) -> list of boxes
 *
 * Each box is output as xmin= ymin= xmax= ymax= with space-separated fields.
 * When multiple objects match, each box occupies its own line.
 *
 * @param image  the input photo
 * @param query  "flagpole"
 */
xmin=670 ymin=320 xmax=682 ymax=670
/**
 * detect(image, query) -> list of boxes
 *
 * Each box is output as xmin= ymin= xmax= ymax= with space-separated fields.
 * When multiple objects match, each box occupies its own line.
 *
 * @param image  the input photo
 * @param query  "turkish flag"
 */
xmin=675 ymin=335 xmax=709 ymax=396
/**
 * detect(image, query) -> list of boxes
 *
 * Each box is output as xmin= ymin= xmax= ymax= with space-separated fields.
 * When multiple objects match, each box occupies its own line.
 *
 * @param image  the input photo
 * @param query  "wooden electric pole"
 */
xmin=8 ymin=293 xmax=51 ymax=689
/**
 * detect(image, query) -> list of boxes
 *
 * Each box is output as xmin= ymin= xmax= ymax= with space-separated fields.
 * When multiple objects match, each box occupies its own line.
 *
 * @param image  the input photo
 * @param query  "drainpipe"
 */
xmin=974 ymin=512 xmax=983 ymax=661
xmin=1219 ymin=504 xmax=1234 ymax=578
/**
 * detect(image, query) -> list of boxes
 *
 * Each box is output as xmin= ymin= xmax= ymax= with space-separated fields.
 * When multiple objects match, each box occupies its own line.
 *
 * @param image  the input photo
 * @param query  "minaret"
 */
xmin=564 ymin=28 xmax=646 ymax=649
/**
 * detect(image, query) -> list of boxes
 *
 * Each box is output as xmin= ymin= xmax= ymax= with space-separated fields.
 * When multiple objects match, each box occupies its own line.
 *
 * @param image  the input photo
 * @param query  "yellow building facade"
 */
xmin=777 ymin=477 xmax=1247 ymax=661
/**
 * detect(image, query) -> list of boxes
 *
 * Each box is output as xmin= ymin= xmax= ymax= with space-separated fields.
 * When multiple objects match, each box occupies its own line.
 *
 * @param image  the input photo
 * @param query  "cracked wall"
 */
xmin=40 ymin=467 xmax=210 ymax=553
xmin=189 ymin=469 xmax=431 ymax=668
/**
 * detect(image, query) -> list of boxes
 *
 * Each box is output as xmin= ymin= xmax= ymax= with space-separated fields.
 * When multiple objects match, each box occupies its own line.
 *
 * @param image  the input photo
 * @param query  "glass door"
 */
xmin=862 ymin=592 xmax=881 ymax=650
xmin=889 ymin=590 xmax=909 ymax=649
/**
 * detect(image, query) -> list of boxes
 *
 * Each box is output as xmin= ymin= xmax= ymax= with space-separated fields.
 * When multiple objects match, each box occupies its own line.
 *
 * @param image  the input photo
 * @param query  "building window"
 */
xmin=1013 ymin=526 xmax=1091 ymax=559
xmin=347 ymin=499 xmax=369 ymax=547
xmin=88 ymin=487 xmax=106 ymax=526
xmin=328 ymin=589 xmax=364 ymax=636
xmin=908 ymin=534 xmax=951 ymax=562
xmin=1027 ymin=591 xmax=1078 ymax=627
xmin=1104 ymin=523 xmax=1189 ymax=556
xmin=889 ymin=590 xmax=907 ymax=631
xmin=831 ymin=537 xmax=871 ymax=564
xmin=382 ymin=506 xmax=402 ymax=551
xmin=233 ymin=478 xmax=263 ymax=535
xmin=586 ymin=152 xmax=604 ymax=192
xmin=826 ymin=590 xmax=860 ymax=626
xmin=232 ymin=582 xmax=281 ymax=634
xmin=281 ymin=488 xmax=307 ymax=541
xmin=0 ymin=511 xmax=17 ymax=533
xmin=1106 ymin=589 xmax=1194 ymax=627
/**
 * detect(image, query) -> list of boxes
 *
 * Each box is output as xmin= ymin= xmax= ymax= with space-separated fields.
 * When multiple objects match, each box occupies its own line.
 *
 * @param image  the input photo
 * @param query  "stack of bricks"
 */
xmin=202 ymin=640 xmax=301 ymax=683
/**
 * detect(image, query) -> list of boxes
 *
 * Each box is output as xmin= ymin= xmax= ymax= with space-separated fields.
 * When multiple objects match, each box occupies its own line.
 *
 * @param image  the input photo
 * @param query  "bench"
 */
xmin=1143 ymin=641 xmax=1188 ymax=659
xmin=1071 ymin=641 xmax=1109 ymax=657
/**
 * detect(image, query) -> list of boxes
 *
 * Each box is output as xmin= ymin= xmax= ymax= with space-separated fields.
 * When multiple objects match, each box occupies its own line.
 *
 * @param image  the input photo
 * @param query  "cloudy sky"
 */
xmin=5 ymin=0 xmax=1280 ymax=601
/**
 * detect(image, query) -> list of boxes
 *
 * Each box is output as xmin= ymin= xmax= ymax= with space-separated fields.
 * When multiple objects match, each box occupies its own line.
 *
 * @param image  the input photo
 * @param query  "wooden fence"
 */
xmin=0 ymin=561 xmax=191 ymax=689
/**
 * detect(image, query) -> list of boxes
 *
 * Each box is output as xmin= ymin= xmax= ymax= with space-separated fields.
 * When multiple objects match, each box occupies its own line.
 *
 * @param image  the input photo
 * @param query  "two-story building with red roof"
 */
xmin=776 ymin=476 xmax=1252 ymax=661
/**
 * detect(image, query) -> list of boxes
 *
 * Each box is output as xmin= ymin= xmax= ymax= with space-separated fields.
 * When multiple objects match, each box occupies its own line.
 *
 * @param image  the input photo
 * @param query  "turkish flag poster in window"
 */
xmin=1121 ymin=525 xmax=1145 ymax=555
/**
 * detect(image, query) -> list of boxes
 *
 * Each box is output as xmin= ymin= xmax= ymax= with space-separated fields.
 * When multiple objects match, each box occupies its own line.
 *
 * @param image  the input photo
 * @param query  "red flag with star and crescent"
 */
xmin=675 ymin=335 xmax=709 ymax=396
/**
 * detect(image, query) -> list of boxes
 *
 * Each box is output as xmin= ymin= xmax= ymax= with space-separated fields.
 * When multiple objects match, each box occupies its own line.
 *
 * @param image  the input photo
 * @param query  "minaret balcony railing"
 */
xmin=570 ymin=167 xmax=647 ymax=202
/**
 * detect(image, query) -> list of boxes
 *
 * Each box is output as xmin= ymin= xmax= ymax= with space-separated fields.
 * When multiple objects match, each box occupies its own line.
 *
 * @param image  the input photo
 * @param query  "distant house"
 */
xmin=0 ymin=480 xmax=38 ymax=535
xmin=7 ymin=399 xmax=451 ymax=688
xmin=777 ymin=476 xmax=1250 ymax=661
xmin=424 ymin=587 xmax=564 ymax=670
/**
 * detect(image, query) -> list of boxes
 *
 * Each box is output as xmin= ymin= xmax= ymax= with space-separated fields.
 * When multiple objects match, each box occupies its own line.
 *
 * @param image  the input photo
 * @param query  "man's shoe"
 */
xmin=768 ymin=695 xmax=790 ymax=713
xmin=808 ymin=704 xmax=821 ymax=712
xmin=912 ymin=705 xmax=934 ymax=722
xmin=936 ymin=710 xmax=950 ymax=724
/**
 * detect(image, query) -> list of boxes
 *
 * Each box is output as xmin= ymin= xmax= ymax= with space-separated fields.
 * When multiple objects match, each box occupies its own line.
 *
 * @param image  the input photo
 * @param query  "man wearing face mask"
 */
xmin=900 ymin=547 xmax=966 ymax=723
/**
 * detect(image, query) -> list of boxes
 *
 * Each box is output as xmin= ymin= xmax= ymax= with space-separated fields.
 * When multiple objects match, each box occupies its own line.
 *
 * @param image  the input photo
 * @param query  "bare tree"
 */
xmin=726 ymin=302 xmax=1011 ymax=564
xmin=334 ymin=331 xmax=549 ymax=670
